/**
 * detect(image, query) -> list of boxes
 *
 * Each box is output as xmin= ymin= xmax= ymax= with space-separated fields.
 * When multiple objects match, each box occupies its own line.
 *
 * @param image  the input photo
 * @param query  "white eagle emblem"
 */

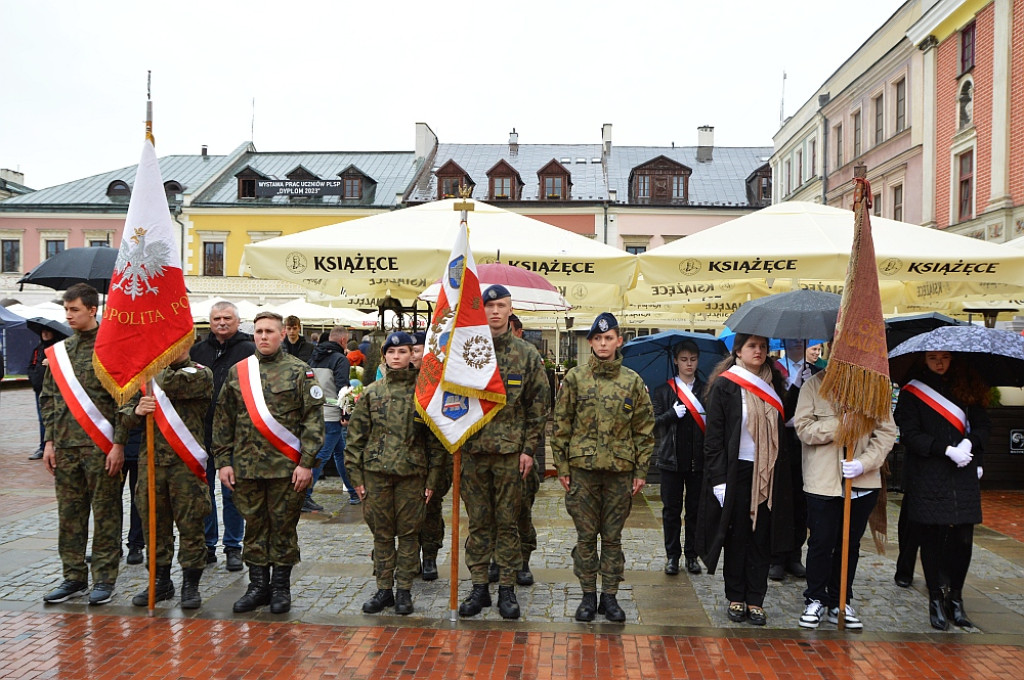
xmin=112 ymin=226 xmax=173 ymax=300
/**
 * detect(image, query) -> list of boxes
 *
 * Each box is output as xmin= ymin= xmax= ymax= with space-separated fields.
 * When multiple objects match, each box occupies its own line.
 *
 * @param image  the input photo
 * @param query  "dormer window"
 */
xmin=486 ymin=160 xmax=523 ymax=200
xmin=435 ymin=160 xmax=474 ymax=200
xmin=337 ymin=165 xmax=377 ymax=203
xmin=537 ymin=159 xmax=571 ymax=201
xmin=163 ymin=180 xmax=184 ymax=201
xmin=235 ymin=166 xmax=269 ymax=200
xmin=106 ymin=180 xmax=131 ymax=198
xmin=745 ymin=162 xmax=773 ymax=207
xmin=628 ymin=155 xmax=690 ymax=204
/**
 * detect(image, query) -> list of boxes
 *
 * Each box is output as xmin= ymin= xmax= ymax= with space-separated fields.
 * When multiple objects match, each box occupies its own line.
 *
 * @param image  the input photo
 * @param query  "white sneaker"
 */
xmin=799 ymin=600 xmax=826 ymax=629
xmin=827 ymin=604 xmax=864 ymax=629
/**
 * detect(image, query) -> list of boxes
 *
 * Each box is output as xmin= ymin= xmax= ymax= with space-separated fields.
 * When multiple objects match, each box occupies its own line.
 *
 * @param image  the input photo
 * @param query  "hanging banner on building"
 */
xmin=256 ymin=180 xmax=345 ymax=197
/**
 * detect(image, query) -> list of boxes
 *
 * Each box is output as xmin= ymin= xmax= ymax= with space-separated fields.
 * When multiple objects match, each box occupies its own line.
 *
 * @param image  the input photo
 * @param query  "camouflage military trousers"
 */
xmin=490 ymin=458 xmax=539 ymax=563
xmin=461 ymin=452 xmax=522 ymax=586
xmin=135 ymin=457 xmax=212 ymax=570
xmin=232 ymin=477 xmax=305 ymax=566
xmin=420 ymin=460 xmax=452 ymax=559
xmin=564 ymin=468 xmax=634 ymax=594
xmin=363 ymin=471 xmax=427 ymax=590
xmin=54 ymin=445 xmax=123 ymax=584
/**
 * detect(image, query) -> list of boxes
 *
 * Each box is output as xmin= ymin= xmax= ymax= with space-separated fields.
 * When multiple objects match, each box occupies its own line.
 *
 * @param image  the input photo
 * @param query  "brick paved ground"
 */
xmin=2 ymin=382 xmax=1024 ymax=678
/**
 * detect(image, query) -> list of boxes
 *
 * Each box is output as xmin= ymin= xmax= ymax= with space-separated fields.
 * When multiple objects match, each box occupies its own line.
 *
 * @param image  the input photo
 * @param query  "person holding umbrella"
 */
xmin=699 ymin=333 xmax=792 ymax=626
xmin=894 ymin=350 xmax=990 ymax=630
xmin=26 ymin=320 xmax=70 ymax=460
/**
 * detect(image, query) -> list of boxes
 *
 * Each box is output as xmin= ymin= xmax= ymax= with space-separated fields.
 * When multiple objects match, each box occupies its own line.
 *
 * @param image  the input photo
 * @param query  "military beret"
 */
xmin=382 ymin=331 xmax=414 ymax=351
xmin=586 ymin=312 xmax=619 ymax=340
xmin=412 ymin=331 xmax=426 ymax=346
xmin=482 ymin=284 xmax=512 ymax=302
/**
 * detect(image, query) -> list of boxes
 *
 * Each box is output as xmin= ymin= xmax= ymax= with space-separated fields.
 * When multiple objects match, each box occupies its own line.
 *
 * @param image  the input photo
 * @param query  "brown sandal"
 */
xmin=727 ymin=601 xmax=747 ymax=622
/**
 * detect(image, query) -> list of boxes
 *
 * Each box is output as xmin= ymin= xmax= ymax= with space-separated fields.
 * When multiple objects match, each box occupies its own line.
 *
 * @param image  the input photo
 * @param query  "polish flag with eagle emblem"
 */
xmin=93 ymin=135 xmax=194 ymax=404
xmin=416 ymin=216 xmax=505 ymax=451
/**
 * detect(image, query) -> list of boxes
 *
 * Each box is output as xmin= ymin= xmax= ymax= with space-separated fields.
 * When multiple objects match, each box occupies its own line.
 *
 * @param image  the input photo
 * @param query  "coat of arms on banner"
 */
xmin=448 ymin=255 xmax=465 ymax=289
xmin=113 ymin=227 xmax=174 ymax=300
xmin=442 ymin=392 xmax=470 ymax=421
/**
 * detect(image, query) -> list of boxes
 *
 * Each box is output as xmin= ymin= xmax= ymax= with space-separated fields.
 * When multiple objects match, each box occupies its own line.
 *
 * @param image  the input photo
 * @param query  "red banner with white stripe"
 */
xmin=903 ymin=379 xmax=968 ymax=436
xmin=143 ymin=380 xmax=208 ymax=481
xmin=667 ymin=377 xmax=706 ymax=433
xmin=45 ymin=341 xmax=114 ymax=455
xmin=237 ymin=356 xmax=302 ymax=464
xmin=721 ymin=365 xmax=784 ymax=415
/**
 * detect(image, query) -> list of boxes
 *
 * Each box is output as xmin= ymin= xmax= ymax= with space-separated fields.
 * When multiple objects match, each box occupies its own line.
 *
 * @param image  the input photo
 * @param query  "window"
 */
xmin=486 ymin=160 xmax=522 ymax=200
xmin=544 ymin=176 xmax=563 ymax=199
xmin=784 ymin=160 xmax=791 ymax=195
xmin=892 ymin=185 xmax=903 ymax=222
xmin=796 ymin=150 xmax=803 ymax=187
xmin=106 ymin=180 xmax=131 ymax=198
xmin=834 ymin=124 xmax=843 ymax=168
xmin=89 ymin=239 xmax=109 ymax=248
xmin=853 ymin=111 xmax=862 ymax=157
xmin=957 ymin=151 xmax=974 ymax=221
xmin=492 ymin=177 xmax=511 ymax=199
xmin=625 ymin=245 xmax=646 ymax=255
xmin=163 ymin=180 xmax=184 ymax=201
xmin=874 ymin=95 xmax=884 ymax=145
xmin=895 ymin=79 xmax=906 ymax=133
xmin=636 ymin=175 xmax=650 ymax=198
xmin=760 ymin=177 xmax=770 ymax=201
xmin=203 ymin=241 xmax=224 ymax=277
xmin=441 ymin=177 xmax=463 ymax=198
xmin=809 ymin=139 xmax=816 ymax=177
xmin=873 ymin=193 xmax=882 ymax=216
xmin=672 ymin=176 xmax=686 ymax=199
xmin=343 ymin=177 xmax=362 ymax=199
xmin=961 ymin=22 xmax=975 ymax=74
xmin=238 ymin=178 xmax=256 ymax=199
xmin=45 ymin=240 xmax=64 ymax=259
xmin=1 ymin=239 xmax=19 ymax=272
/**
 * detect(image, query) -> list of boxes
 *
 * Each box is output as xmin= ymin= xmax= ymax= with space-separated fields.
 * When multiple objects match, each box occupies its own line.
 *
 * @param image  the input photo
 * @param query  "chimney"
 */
xmin=509 ymin=128 xmax=518 ymax=156
xmin=818 ymin=92 xmax=831 ymax=108
xmin=0 ymin=169 xmax=25 ymax=185
xmin=697 ymin=125 xmax=714 ymax=163
xmin=602 ymin=123 xmax=613 ymax=154
xmin=201 ymin=145 xmax=208 ymax=157
xmin=415 ymin=122 xmax=438 ymax=161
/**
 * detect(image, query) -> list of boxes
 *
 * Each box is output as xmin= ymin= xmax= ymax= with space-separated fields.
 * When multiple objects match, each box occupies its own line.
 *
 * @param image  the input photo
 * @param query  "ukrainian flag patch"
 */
xmin=507 ymin=373 xmax=523 ymax=386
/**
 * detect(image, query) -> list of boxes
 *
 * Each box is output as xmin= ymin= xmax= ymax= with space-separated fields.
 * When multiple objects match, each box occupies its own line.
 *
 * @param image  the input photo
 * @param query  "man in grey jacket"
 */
xmin=306 ymin=326 xmax=357 ymax=511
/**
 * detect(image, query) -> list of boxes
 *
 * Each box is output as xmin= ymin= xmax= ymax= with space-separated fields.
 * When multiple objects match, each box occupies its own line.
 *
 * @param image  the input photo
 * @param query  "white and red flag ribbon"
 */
xmin=721 ymin=365 xmax=785 ymax=415
xmin=93 ymin=137 xmax=194 ymax=404
xmin=145 ymin=380 xmax=209 ymax=480
xmin=668 ymin=377 xmax=706 ymax=433
xmin=238 ymin=356 xmax=303 ymax=464
xmin=46 ymin=341 xmax=115 ymax=454
xmin=416 ymin=216 xmax=506 ymax=451
xmin=902 ymin=379 xmax=969 ymax=435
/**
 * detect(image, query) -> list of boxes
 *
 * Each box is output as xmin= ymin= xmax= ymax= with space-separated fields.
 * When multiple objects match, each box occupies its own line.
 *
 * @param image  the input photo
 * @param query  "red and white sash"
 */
xmin=668 ymin=377 xmax=706 ymax=433
xmin=45 ymin=341 xmax=114 ymax=455
xmin=903 ymin=379 xmax=969 ymax=435
xmin=237 ymin=356 xmax=302 ymax=464
xmin=143 ymin=380 xmax=208 ymax=481
xmin=721 ymin=365 xmax=784 ymax=415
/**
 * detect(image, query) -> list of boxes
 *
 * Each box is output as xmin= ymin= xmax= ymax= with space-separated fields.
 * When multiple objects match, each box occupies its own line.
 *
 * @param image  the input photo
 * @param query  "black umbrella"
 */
xmin=17 ymin=246 xmax=118 ymax=294
xmin=621 ymin=330 xmax=727 ymax=390
xmin=26 ymin=317 xmax=72 ymax=339
xmin=725 ymin=289 xmax=841 ymax=341
xmin=883 ymin=312 xmax=969 ymax=350
xmin=888 ymin=324 xmax=1024 ymax=386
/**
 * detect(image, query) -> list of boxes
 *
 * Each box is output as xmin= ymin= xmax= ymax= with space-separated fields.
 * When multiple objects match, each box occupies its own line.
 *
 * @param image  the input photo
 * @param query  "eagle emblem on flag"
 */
xmin=112 ymin=226 xmax=174 ymax=300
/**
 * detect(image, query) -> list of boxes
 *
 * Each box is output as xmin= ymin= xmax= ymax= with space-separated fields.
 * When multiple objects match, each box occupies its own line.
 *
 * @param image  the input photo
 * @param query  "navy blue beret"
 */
xmin=586 ymin=312 xmax=619 ymax=339
xmin=482 ymin=284 xmax=512 ymax=302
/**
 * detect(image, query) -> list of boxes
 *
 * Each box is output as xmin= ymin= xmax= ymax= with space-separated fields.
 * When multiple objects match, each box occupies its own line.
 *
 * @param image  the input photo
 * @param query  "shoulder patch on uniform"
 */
xmin=193 ymin=363 xmax=206 ymax=369
xmin=181 ymin=366 xmax=198 ymax=374
xmin=310 ymin=385 xmax=323 ymax=399
xmin=507 ymin=373 xmax=523 ymax=386
xmin=305 ymin=370 xmax=315 ymax=378
xmin=624 ymin=397 xmax=634 ymax=411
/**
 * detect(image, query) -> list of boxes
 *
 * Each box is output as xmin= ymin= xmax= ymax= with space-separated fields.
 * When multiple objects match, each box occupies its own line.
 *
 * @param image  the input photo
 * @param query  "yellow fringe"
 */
xmin=415 ymin=397 xmax=505 ymax=454
xmin=819 ymin=359 xmax=892 ymax=450
xmin=440 ymin=380 xmax=507 ymax=405
xmin=92 ymin=331 xmax=195 ymax=406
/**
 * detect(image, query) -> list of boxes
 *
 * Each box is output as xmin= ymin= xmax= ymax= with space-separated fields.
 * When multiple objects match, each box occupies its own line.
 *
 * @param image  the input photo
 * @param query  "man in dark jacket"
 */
xmin=27 ymin=327 xmax=65 ymax=460
xmin=306 ymin=325 xmax=356 ymax=511
xmin=651 ymin=340 xmax=706 ymax=576
xmin=190 ymin=301 xmax=254 ymax=571
xmin=282 ymin=316 xmax=314 ymax=364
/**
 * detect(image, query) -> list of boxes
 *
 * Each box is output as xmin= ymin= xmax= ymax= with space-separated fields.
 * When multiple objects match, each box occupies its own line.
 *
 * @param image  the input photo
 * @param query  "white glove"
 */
xmin=957 ymin=438 xmax=973 ymax=454
xmin=945 ymin=445 xmax=973 ymax=468
xmin=800 ymin=364 xmax=814 ymax=382
xmin=977 ymin=467 xmax=984 ymax=480
xmin=841 ymin=459 xmax=864 ymax=479
xmin=713 ymin=483 xmax=726 ymax=507
xmin=672 ymin=402 xmax=687 ymax=418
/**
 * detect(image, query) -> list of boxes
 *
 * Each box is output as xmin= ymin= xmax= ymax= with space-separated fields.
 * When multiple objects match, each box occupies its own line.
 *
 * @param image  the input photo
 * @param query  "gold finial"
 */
xmin=453 ymin=184 xmax=474 ymax=211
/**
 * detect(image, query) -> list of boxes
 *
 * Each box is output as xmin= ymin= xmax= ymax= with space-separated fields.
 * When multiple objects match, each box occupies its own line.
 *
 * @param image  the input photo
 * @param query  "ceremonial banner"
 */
xmin=416 ymin=217 xmax=506 ymax=451
xmin=93 ymin=137 xmax=194 ymax=404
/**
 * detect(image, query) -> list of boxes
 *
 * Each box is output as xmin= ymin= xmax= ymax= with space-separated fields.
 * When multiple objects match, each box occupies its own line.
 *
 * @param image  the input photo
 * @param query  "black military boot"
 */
xmin=233 ymin=565 xmax=271 ymax=613
xmin=946 ymin=590 xmax=973 ymax=628
xmin=395 ymin=588 xmax=414 ymax=615
xmin=180 ymin=568 xmax=203 ymax=610
xmin=269 ymin=565 xmax=292 ymax=614
xmin=488 ymin=561 xmax=500 ymax=583
xmin=362 ymin=588 xmax=394 ymax=613
xmin=516 ymin=558 xmax=534 ymax=586
xmin=575 ymin=592 xmax=597 ymax=622
xmin=497 ymin=585 xmax=520 ymax=619
xmin=929 ymin=591 xmax=949 ymax=631
xmin=132 ymin=564 xmax=175 ymax=606
xmin=458 ymin=584 xmax=492 ymax=617
xmin=598 ymin=593 xmax=626 ymax=622
xmin=421 ymin=557 xmax=438 ymax=581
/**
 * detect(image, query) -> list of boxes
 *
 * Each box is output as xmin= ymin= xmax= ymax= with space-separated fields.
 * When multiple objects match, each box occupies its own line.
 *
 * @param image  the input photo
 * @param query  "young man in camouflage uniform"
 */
xmin=214 ymin=311 xmax=324 ymax=614
xmin=122 ymin=342 xmax=214 ymax=609
xmin=458 ymin=285 xmax=549 ymax=620
xmin=553 ymin=312 xmax=655 ymax=623
xmin=41 ymin=283 xmax=130 ymax=606
xmin=346 ymin=331 xmax=443 ymax=615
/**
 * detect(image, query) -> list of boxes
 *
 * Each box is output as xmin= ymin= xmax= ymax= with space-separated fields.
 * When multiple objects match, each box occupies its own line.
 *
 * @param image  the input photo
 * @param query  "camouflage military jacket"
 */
xmin=345 ymin=367 xmax=443 ymax=490
xmin=40 ymin=326 xmax=129 ymax=448
xmin=121 ymin=360 xmax=213 ymax=466
xmin=462 ymin=330 xmax=550 ymax=456
xmin=213 ymin=349 xmax=325 ymax=478
xmin=552 ymin=352 xmax=655 ymax=477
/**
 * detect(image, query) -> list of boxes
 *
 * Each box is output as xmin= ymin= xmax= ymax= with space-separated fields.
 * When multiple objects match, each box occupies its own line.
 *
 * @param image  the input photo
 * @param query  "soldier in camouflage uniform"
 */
xmin=122 ymin=343 xmax=213 ymax=609
xmin=214 ymin=311 xmax=324 ymax=614
xmin=41 ymin=284 xmax=130 ymax=606
xmin=459 ymin=285 xmax=549 ymax=620
xmin=346 ymin=331 xmax=443 ymax=615
xmin=552 ymin=312 xmax=655 ymax=623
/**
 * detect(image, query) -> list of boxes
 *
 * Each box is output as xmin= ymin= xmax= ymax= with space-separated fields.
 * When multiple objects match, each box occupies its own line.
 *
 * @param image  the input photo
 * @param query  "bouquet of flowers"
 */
xmin=335 ymin=382 xmax=364 ymax=417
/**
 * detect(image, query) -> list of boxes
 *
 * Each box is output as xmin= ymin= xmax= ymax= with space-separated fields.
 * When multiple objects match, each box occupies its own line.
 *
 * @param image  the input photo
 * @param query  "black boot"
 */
xmin=395 ymin=588 xmax=414 ymax=615
xmin=421 ymin=557 xmax=438 ymax=581
xmin=270 ymin=565 xmax=292 ymax=614
xmin=575 ymin=592 xmax=597 ymax=622
xmin=132 ymin=564 xmax=174 ymax=606
xmin=362 ymin=588 xmax=394 ymax=613
xmin=516 ymin=559 xmax=534 ymax=586
xmin=233 ymin=565 xmax=271 ymax=613
xmin=497 ymin=585 xmax=520 ymax=619
xmin=458 ymin=584 xmax=492 ymax=617
xmin=946 ymin=590 xmax=973 ymax=628
xmin=180 ymin=568 xmax=203 ymax=610
xmin=598 ymin=593 xmax=626 ymax=622
xmin=929 ymin=593 xmax=949 ymax=631
xmin=488 ymin=561 xmax=500 ymax=583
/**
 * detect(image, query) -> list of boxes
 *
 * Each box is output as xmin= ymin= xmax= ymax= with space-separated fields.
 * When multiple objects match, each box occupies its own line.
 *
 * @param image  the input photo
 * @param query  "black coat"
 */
xmin=27 ymin=337 xmax=61 ymax=393
xmin=190 ymin=330 xmax=256 ymax=444
xmin=652 ymin=378 xmax=706 ymax=473
xmin=283 ymin=336 xmax=314 ymax=364
xmin=895 ymin=371 xmax=989 ymax=526
xmin=697 ymin=375 xmax=794 ymax=574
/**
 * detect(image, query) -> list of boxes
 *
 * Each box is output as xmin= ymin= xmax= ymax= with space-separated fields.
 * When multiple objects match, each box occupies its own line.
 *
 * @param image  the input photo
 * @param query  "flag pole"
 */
xmin=144 ymin=78 xmax=158 ymax=616
xmin=449 ymin=448 xmax=461 ymax=622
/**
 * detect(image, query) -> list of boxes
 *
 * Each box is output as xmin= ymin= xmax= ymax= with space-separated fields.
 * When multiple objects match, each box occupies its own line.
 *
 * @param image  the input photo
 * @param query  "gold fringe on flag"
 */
xmin=93 ymin=330 xmax=194 ymax=406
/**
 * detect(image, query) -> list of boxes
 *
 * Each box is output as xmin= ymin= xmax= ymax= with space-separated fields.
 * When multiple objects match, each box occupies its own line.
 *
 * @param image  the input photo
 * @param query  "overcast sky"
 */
xmin=2 ymin=0 xmax=905 ymax=190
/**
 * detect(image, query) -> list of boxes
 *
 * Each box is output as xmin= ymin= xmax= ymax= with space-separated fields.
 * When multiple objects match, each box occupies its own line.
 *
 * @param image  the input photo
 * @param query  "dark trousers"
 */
xmin=919 ymin=523 xmax=974 ymax=595
xmin=722 ymin=461 xmax=772 ymax=607
xmin=803 ymin=491 xmax=877 ymax=607
xmin=771 ymin=429 xmax=806 ymax=566
xmin=204 ymin=448 xmax=244 ymax=551
xmin=120 ymin=457 xmax=144 ymax=550
xmin=895 ymin=497 xmax=920 ymax=580
xmin=660 ymin=467 xmax=702 ymax=559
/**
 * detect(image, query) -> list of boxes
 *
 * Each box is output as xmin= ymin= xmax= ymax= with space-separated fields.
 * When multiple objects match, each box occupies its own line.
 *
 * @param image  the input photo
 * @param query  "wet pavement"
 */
xmin=2 ymin=382 xmax=1023 ymax=678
